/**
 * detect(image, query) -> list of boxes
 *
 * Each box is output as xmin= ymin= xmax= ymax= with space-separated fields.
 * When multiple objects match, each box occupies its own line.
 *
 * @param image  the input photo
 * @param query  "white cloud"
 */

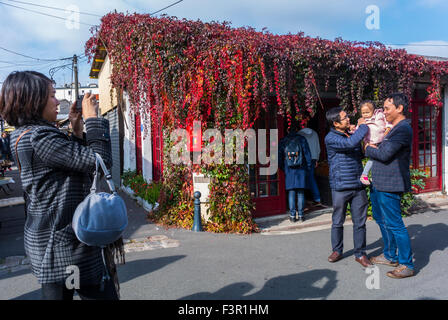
xmin=390 ymin=40 xmax=448 ymax=59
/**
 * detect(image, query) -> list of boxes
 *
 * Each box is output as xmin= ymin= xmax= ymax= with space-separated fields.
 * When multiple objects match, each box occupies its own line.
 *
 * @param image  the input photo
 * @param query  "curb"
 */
xmin=0 ymin=256 xmax=30 ymax=276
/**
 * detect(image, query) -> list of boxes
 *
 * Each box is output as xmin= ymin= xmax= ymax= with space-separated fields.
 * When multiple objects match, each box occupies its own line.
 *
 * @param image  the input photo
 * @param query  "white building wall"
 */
xmin=140 ymin=104 xmax=153 ymax=183
xmin=55 ymin=86 xmax=99 ymax=103
xmin=123 ymin=92 xmax=136 ymax=173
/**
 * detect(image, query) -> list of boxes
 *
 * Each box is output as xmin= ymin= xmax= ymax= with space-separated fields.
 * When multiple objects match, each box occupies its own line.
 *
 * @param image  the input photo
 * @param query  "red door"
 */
xmin=251 ymin=108 xmax=286 ymax=218
xmin=152 ymin=116 xmax=163 ymax=182
xmin=411 ymin=102 xmax=442 ymax=192
xmin=135 ymin=113 xmax=143 ymax=174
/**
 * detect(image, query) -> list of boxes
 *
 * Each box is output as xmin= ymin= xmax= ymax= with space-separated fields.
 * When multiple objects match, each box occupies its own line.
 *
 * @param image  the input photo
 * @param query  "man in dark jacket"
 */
xmin=365 ymin=93 xmax=415 ymax=279
xmin=0 ymin=131 xmax=11 ymax=161
xmin=324 ymin=107 xmax=372 ymax=268
xmin=279 ymin=122 xmax=312 ymax=223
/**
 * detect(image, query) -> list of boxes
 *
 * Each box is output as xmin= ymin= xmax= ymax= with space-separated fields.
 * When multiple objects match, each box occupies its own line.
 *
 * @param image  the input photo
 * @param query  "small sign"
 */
xmin=192 ymin=172 xmax=210 ymax=202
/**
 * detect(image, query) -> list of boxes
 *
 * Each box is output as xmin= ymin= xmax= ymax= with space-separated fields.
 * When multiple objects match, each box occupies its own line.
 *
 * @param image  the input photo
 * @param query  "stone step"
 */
xmin=256 ymin=208 xmax=337 ymax=234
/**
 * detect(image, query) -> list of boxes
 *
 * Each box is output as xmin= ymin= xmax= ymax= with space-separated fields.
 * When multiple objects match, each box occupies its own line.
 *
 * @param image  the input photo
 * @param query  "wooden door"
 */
xmin=411 ymin=102 xmax=442 ymax=192
xmin=250 ymin=108 xmax=286 ymax=218
xmin=152 ymin=117 xmax=163 ymax=182
xmin=135 ymin=113 xmax=142 ymax=174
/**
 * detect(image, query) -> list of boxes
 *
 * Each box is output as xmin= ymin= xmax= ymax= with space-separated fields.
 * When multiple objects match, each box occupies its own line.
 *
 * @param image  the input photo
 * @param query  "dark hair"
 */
xmin=386 ymin=93 xmax=409 ymax=113
xmin=0 ymin=71 xmax=53 ymax=126
xmin=360 ymin=100 xmax=375 ymax=111
xmin=326 ymin=106 xmax=343 ymax=128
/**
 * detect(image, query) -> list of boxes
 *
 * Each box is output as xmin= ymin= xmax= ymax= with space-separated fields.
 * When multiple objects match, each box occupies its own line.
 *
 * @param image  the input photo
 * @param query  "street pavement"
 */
xmin=1 ymin=168 xmax=448 ymax=300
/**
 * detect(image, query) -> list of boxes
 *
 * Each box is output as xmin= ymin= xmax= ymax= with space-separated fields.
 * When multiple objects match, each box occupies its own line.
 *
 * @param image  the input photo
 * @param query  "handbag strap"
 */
xmin=15 ymin=129 xmax=32 ymax=173
xmin=90 ymin=153 xmax=116 ymax=194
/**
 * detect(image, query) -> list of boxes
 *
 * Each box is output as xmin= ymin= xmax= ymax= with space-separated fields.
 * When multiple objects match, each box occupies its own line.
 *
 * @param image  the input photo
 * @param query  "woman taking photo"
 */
xmin=0 ymin=71 xmax=124 ymax=300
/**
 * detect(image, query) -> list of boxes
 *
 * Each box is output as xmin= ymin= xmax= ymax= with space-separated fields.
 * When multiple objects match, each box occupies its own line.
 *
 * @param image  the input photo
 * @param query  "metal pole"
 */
xmin=192 ymin=191 xmax=203 ymax=232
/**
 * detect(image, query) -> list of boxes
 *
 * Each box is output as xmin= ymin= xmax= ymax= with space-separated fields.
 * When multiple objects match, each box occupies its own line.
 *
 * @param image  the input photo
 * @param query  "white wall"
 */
xmin=141 ymin=105 xmax=153 ymax=182
xmin=123 ymin=92 xmax=136 ymax=173
xmin=55 ymin=86 xmax=99 ymax=103
xmin=98 ymin=55 xmax=118 ymax=115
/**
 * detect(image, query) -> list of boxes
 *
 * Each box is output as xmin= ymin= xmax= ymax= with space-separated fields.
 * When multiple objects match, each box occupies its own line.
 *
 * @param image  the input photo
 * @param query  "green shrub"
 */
xmin=122 ymin=169 xmax=138 ymax=187
xmin=121 ymin=171 xmax=161 ymax=205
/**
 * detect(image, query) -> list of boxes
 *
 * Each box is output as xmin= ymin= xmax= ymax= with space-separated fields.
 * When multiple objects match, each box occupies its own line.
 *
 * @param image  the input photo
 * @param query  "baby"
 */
xmin=357 ymin=100 xmax=392 ymax=185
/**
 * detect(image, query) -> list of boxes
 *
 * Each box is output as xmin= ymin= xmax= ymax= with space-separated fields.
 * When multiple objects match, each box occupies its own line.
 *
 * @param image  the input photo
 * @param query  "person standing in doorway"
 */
xmin=324 ymin=107 xmax=372 ymax=268
xmin=279 ymin=121 xmax=313 ymax=223
xmin=299 ymin=126 xmax=324 ymax=207
xmin=365 ymin=93 xmax=415 ymax=279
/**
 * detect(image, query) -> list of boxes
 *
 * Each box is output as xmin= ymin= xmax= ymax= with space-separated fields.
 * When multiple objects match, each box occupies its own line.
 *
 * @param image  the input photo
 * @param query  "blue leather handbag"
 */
xmin=72 ymin=153 xmax=128 ymax=248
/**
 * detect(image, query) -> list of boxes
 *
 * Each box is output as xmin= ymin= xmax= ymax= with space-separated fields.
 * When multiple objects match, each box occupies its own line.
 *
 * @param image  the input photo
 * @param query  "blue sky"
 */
xmin=1 ymin=0 xmax=447 ymax=87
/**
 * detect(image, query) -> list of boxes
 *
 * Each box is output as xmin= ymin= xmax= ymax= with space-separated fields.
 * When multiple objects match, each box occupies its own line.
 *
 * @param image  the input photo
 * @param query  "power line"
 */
xmin=4 ymin=0 xmax=102 ymax=17
xmin=0 ymin=59 xmax=62 ymax=71
xmin=0 ymin=0 xmax=186 ymax=32
xmin=0 ymin=1 xmax=97 ymax=27
xmin=150 ymin=0 xmax=184 ymax=15
xmin=0 ymin=59 xmax=57 ymax=66
xmin=0 ymin=46 xmax=72 ymax=61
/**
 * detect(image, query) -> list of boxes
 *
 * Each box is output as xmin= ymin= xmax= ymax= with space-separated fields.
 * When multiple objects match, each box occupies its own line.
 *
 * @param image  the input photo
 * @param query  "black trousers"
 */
xmin=331 ymin=188 xmax=368 ymax=258
xmin=41 ymin=278 xmax=119 ymax=300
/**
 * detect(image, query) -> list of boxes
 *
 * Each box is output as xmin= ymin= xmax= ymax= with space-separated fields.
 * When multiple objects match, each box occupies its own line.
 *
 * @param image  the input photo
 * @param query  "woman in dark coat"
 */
xmin=0 ymin=71 xmax=124 ymax=300
xmin=279 ymin=123 xmax=313 ymax=222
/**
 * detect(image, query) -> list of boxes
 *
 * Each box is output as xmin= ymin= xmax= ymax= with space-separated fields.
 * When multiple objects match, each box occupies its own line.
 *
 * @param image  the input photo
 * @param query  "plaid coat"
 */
xmin=11 ymin=118 xmax=112 ymax=285
xmin=365 ymin=119 xmax=412 ymax=193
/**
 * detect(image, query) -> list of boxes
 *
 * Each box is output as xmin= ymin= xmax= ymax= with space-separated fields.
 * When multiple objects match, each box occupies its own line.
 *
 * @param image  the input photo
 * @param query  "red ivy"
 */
xmin=85 ymin=13 xmax=448 ymax=132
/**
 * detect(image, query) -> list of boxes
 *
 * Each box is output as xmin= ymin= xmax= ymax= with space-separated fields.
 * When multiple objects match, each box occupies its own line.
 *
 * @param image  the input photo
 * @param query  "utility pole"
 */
xmin=73 ymin=54 xmax=79 ymax=103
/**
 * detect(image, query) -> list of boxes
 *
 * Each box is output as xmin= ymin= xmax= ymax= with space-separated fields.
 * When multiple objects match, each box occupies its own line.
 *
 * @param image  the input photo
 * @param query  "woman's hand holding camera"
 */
xmin=69 ymin=101 xmax=83 ymax=138
xmin=82 ymin=92 xmax=98 ymax=120
xmin=69 ymin=93 xmax=99 ymax=138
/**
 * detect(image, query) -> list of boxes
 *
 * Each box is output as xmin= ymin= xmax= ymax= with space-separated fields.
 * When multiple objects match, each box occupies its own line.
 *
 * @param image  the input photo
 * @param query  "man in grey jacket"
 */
xmin=299 ymin=127 xmax=323 ymax=206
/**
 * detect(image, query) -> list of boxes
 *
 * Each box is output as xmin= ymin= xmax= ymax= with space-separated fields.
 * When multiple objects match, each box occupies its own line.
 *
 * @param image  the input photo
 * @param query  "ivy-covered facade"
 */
xmin=87 ymin=13 xmax=448 ymax=233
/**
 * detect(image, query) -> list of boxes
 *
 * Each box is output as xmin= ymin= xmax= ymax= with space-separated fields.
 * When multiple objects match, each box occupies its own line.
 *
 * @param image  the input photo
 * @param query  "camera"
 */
xmin=76 ymin=95 xmax=84 ymax=112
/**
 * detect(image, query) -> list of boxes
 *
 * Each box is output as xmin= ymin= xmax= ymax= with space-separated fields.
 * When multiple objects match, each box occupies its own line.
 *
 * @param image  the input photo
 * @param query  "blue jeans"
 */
xmin=288 ymin=188 xmax=305 ymax=218
xmin=308 ymin=160 xmax=321 ymax=202
xmin=370 ymin=186 xmax=414 ymax=270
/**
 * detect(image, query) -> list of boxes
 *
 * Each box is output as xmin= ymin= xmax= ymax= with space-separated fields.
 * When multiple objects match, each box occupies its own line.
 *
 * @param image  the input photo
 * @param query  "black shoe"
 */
xmin=298 ymin=216 xmax=305 ymax=222
xmin=289 ymin=216 xmax=296 ymax=223
xmin=312 ymin=201 xmax=326 ymax=209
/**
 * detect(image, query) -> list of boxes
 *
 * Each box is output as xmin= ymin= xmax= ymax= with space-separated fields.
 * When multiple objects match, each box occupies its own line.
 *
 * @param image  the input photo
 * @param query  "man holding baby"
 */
xmin=365 ymin=93 xmax=415 ymax=279
xmin=325 ymin=93 xmax=415 ymax=279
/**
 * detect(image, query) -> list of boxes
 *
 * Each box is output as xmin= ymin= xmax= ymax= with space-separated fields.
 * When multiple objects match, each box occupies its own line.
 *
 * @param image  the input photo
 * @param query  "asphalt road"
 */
xmin=1 ymin=197 xmax=447 ymax=300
